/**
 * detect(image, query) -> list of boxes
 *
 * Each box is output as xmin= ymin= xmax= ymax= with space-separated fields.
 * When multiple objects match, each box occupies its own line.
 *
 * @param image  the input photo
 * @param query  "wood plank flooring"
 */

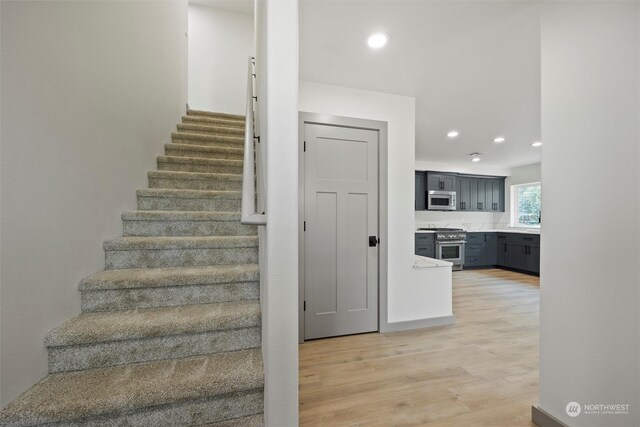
xmin=299 ymin=268 xmax=540 ymax=426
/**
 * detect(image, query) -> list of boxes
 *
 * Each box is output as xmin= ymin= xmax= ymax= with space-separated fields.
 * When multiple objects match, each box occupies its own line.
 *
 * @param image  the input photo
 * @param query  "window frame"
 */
xmin=510 ymin=181 xmax=541 ymax=229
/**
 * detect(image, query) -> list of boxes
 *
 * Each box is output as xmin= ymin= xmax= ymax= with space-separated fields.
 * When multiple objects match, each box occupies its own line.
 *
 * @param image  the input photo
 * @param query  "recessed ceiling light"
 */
xmin=471 ymin=157 xmax=481 ymax=162
xmin=367 ymin=32 xmax=388 ymax=49
xmin=469 ymin=152 xmax=482 ymax=162
xmin=494 ymin=136 xmax=506 ymax=143
xmin=447 ymin=131 xmax=459 ymax=138
xmin=532 ymin=141 xmax=542 ymax=147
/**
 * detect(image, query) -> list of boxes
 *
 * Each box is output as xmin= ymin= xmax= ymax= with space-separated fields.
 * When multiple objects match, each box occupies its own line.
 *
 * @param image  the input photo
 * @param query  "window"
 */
xmin=511 ymin=182 xmax=541 ymax=228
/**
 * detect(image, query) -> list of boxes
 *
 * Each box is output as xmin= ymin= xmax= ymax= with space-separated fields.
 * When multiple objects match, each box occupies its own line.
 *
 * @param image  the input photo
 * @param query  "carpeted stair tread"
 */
xmin=137 ymin=188 xmax=242 ymax=200
xmin=172 ymin=132 xmax=244 ymax=144
xmin=157 ymin=156 xmax=243 ymax=167
xmin=204 ymin=413 xmax=264 ymax=426
xmin=165 ymin=143 xmax=243 ymax=156
xmin=45 ymin=301 xmax=260 ymax=347
xmin=0 ymin=348 xmax=263 ymax=426
xmin=187 ymin=109 xmax=245 ymax=121
xmin=122 ymin=210 xmax=241 ymax=222
xmin=177 ymin=123 xmax=245 ymax=135
xmin=103 ymin=236 xmax=258 ymax=251
xmin=148 ymin=170 xmax=242 ymax=182
xmin=79 ymin=265 xmax=260 ymax=291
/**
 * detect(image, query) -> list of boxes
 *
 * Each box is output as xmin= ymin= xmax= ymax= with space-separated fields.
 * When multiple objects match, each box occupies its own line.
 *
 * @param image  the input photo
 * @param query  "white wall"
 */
xmin=299 ymin=81 xmax=417 ymax=325
xmin=540 ymin=2 xmax=639 ymax=426
xmin=188 ymin=4 xmax=253 ymax=114
xmin=0 ymin=0 xmax=187 ymax=407
xmin=257 ymin=0 xmax=299 ymax=425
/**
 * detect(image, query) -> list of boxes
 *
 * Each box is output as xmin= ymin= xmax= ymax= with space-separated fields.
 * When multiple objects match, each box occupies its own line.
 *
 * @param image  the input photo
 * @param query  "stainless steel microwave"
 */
xmin=427 ymin=191 xmax=457 ymax=210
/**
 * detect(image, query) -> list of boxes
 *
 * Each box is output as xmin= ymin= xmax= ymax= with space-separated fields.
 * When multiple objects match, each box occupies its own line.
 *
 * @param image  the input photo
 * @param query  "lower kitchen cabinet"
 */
xmin=415 ymin=233 xmax=435 ymax=259
xmin=465 ymin=232 xmax=497 ymax=267
xmin=495 ymin=233 xmax=540 ymax=275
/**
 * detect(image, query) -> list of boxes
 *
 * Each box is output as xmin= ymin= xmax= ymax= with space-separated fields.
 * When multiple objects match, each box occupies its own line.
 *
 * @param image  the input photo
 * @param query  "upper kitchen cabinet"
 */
xmin=426 ymin=173 xmax=456 ymax=192
xmin=416 ymin=171 xmax=505 ymax=212
xmin=486 ymin=178 xmax=504 ymax=212
xmin=456 ymin=175 xmax=505 ymax=212
xmin=415 ymin=171 xmax=426 ymax=210
xmin=457 ymin=176 xmax=475 ymax=212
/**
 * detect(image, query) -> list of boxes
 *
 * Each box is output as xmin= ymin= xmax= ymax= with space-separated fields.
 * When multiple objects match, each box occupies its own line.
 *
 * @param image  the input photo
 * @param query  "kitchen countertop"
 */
xmin=415 ymin=229 xmax=540 ymax=235
xmin=413 ymin=255 xmax=453 ymax=268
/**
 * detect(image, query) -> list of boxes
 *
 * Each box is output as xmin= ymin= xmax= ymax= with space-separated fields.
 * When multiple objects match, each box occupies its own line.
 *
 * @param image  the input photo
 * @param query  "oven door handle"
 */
xmin=436 ymin=240 xmax=466 ymax=245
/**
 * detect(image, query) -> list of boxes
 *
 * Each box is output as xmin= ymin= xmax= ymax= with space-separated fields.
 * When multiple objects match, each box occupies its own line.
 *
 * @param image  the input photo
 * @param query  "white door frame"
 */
xmin=298 ymin=112 xmax=388 ymax=343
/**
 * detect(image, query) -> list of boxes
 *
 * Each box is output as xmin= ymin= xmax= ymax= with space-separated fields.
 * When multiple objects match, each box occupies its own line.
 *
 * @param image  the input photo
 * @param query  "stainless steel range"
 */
xmin=417 ymin=228 xmax=467 ymax=270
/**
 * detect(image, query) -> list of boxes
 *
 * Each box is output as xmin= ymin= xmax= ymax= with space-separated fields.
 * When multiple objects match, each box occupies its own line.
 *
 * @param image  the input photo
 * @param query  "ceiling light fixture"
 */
xmin=494 ymin=136 xmax=506 ymax=143
xmin=367 ymin=32 xmax=389 ymax=49
xmin=531 ymin=141 xmax=542 ymax=147
xmin=469 ymin=152 xmax=482 ymax=162
xmin=447 ymin=130 xmax=459 ymax=138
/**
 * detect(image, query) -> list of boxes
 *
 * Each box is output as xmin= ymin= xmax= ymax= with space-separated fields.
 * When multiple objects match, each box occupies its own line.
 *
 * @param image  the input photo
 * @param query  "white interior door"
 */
xmin=304 ymin=122 xmax=379 ymax=340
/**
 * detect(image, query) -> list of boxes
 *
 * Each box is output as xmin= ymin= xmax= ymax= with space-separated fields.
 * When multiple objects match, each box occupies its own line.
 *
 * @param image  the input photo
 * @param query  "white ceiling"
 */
xmin=189 ymin=0 xmax=253 ymax=16
xmin=299 ymin=0 xmax=541 ymax=170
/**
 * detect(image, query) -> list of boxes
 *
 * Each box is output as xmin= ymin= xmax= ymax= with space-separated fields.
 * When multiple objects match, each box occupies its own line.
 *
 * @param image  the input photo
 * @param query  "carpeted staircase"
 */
xmin=0 ymin=110 xmax=264 ymax=426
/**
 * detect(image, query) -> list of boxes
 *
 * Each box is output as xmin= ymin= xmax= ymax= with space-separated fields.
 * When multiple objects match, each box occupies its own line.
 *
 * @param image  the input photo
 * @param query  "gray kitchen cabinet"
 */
xmin=427 ymin=173 xmax=456 ymax=192
xmin=464 ymin=232 xmax=497 ymax=267
xmin=475 ymin=179 xmax=487 ymax=211
xmin=415 ymin=233 xmax=435 ymax=258
xmin=484 ymin=233 xmax=497 ymax=265
xmin=494 ymin=233 xmax=540 ymax=274
xmin=497 ymin=234 xmax=508 ymax=266
xmin=415 ymin=171 xmax=426 ymax=210
xmin=486 ymin=179 xmax=504 ymax=212
xmin=529 ymin=245 xmax=541 ymax=274
xmin=418 ymin=171 xmax=505 ymax=212
xmin=457 ymin=177 xmax=473 ymax=211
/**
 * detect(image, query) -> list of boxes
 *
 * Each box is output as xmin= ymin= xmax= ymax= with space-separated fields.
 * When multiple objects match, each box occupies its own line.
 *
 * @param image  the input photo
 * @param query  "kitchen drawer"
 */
xmin=466 ymin=233 xmax=484 ymax=242
xmin=505 ymin=233 xmax=540 ymax=246
xmin=416 ymin=247 xmax=435 ymax=258
xmin=465 ymin=255 xmax=484 ymax=267
xmin=466 ymin=242 xmax=484 ymax=253
xmin=415 ymin=234 xmax=435 ymax=248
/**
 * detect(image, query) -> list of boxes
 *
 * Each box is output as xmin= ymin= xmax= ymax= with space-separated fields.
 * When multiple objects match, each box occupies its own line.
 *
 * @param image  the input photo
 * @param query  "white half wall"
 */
xmin=540 ymin=2 xmax=639 ymax=426
xmin=299 ymin=81 xmax=417 ymax=325
xmin=0 ymin=0 xmax=187 ymax=407
xmin=188 ymin=4 xmax=253 ymax=114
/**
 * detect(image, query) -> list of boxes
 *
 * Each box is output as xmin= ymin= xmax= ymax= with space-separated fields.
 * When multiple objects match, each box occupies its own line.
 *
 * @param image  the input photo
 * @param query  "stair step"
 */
xmin=103 ymin=236 xmax=258 ymax=269
xmin=172 ymin=132 xmax=244 ymax=148
xmin=205 ymin=414 xmax=264 ymax=427
xmin=187 ymin=109 xmax=245 ymax=121
xmin=79 ymin=265 xmax=259 ymax=312
xmin=122 ymin=209 xmax=256 ymax=236
xmin=177 ymin=123 xmax=245 ymax=136
xmin=136 ymin=188 xmax=242 ymax=212
xmin=157 ymin=156 xmax=243 ymax=174
xmin=166 ymin=143 xmax=244 ymax=160
xmin=0 ymin=349 xmax=263 ymax=426
xmin=148 ymin=170 xmax=242 ymax=191
xmin=182 ymin=115 xmax=245 ymax=127
xmin=45 ymin=301 xmax=261 ymax=372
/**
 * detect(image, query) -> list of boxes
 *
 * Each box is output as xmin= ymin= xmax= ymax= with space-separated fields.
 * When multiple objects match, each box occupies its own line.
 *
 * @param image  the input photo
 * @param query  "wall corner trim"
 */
xmin=532 ymin=405 xmax=569 ymax=427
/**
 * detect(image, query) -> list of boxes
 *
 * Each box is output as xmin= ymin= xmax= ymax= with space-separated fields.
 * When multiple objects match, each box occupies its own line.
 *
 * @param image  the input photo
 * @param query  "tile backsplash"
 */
xmin=415 ymin=210 xmax=509 ymax=231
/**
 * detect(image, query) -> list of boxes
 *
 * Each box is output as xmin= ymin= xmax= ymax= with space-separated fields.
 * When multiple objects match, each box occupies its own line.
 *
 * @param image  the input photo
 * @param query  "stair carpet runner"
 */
xmin=0 ymin=110 xmax=264 ymax=426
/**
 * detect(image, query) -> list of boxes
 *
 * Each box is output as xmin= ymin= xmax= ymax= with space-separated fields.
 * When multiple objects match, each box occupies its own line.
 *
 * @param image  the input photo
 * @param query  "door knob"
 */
xmin=369 ymin=236 xmax=379 ymax=247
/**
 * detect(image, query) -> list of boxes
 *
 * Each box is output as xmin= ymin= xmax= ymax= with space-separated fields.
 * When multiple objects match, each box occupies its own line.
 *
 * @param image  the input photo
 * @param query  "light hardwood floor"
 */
xmin=299 ymin=268 xmax=540 ymax=426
